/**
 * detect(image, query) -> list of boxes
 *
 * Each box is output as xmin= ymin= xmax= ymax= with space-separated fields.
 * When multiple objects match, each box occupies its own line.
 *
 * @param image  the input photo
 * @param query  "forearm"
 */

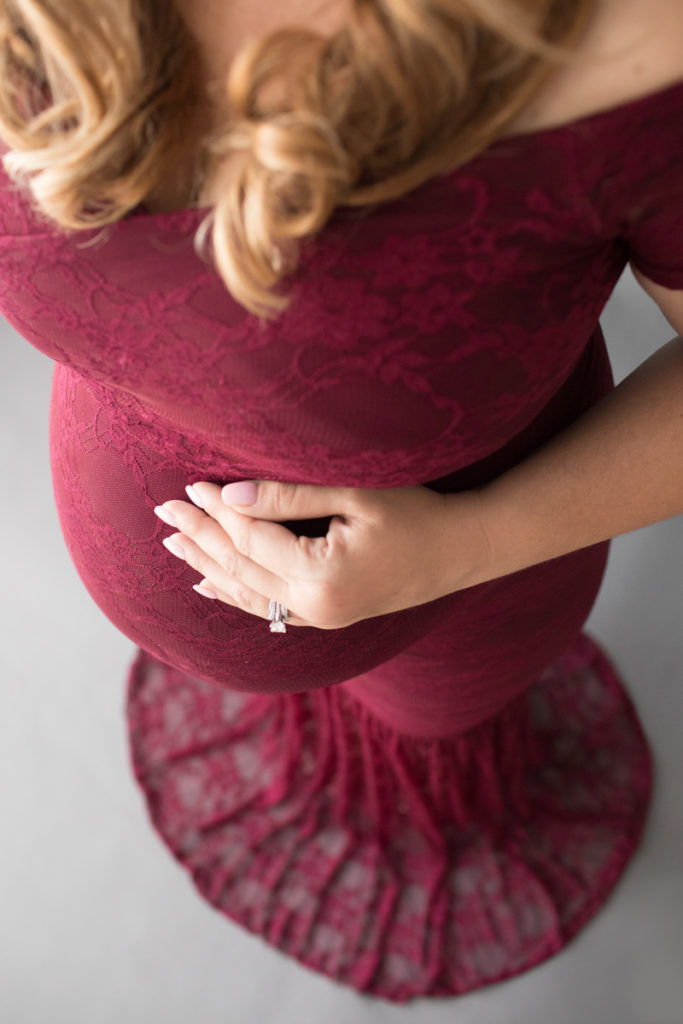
xmin=455 ymin=336 xmax=683 ymax=587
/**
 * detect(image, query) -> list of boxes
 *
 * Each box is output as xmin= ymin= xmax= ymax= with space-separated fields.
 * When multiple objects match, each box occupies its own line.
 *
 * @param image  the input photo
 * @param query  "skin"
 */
xmin=154 ymin=480 xmax=487 ymax=629
xmin=154 ymin=0 xmax=683 ymax=630
xmin=155 ymin=306 xmax=683 ymax=630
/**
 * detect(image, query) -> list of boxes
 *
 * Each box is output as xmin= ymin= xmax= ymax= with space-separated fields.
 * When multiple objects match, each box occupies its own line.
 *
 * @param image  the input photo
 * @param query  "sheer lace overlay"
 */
xmin=3 ymin=78 xmax=682 ymax=1000
xmin=127 ymin=634 xmax=651 ymax=1002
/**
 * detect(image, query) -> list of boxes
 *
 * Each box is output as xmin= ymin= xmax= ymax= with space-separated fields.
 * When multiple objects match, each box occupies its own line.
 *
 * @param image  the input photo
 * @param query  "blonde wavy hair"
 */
xmin=0 ymin=0 xmax=596 ymax=319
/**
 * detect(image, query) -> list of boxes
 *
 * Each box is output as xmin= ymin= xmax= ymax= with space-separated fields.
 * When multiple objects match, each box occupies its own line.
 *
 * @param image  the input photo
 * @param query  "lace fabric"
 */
xmin=127 ymin=634 xmax=651 ymax=1002
xmin=2 ymin=77 xmax=682 ymax=1000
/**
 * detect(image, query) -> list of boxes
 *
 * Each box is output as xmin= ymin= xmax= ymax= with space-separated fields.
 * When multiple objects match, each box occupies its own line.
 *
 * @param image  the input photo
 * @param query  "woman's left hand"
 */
xmin=154 ymin=479 xmax=491 ymax=630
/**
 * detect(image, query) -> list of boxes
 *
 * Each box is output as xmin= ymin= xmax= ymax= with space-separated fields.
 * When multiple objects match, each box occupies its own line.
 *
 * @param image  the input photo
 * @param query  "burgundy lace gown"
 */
xmin=2 ymin=79 xmax=682 ymax=1002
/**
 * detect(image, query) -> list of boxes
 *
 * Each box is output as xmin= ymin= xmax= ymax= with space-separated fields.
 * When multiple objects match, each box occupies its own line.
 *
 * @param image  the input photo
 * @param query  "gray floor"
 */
xmin=1 ymin=268 xmax=681 ymax=1024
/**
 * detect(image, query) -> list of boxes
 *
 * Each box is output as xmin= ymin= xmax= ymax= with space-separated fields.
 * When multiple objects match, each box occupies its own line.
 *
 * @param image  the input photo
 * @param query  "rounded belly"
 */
xmin=48 ymin=364 xmax=608 ymax=707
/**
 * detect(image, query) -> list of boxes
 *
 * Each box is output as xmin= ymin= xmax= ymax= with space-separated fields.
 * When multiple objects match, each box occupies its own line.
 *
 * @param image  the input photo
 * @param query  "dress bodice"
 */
xmin=1 ymin=80 xmax=682 ymax=699
xmin=1 ymin=79 xmax=683 ymax=491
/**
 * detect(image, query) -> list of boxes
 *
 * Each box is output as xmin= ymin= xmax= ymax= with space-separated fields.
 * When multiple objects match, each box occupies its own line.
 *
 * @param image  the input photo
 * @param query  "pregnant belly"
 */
xmin=48 ymin=364 xmax=609 ymax=700
xmin=48 ymin=365 xmax=466 ymax=692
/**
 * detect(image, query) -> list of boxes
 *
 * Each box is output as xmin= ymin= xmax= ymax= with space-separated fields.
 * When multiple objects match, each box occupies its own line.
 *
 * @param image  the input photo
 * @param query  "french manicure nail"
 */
xmin=185 ymin=485 xmax=205 ymax=509
xmin=193 ymin=583 xmax=217 ymax=600
xmin=155 ymin=505 xmax=178 ymax=528
xmin=163 ymin=536 xmax=186 ymax=560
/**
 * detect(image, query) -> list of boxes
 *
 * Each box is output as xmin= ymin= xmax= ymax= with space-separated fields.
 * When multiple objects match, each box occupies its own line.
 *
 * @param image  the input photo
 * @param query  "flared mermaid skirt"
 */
xmin=126 ymin=631 xmax=651 ymax=1003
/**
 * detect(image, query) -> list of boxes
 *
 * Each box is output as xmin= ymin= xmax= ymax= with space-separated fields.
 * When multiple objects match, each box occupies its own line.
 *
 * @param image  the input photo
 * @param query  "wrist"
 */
xmin=439 ymin=488 xmax=496 ymax=595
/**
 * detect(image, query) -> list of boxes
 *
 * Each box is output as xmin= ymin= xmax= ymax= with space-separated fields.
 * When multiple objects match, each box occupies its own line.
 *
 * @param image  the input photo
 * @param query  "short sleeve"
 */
xmin=601 ymin=83 xmax=683 ymax=289
xmin=622 ymin=168 xmax=683 ymax=289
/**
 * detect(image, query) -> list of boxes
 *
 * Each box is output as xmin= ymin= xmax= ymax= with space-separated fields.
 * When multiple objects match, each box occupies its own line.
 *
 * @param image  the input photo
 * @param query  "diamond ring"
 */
xmin=267 ymin=600 xmax=290 ymax=634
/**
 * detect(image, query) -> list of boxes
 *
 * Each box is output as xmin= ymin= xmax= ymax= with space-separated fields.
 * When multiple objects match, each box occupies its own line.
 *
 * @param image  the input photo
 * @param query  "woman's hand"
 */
xmin=154 ymin=480 xmax=492 ymax=630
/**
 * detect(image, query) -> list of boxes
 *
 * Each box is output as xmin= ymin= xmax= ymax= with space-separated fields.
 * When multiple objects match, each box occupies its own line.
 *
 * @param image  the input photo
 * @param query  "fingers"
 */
xmin=154 ymin=480 xmax=360 ymax=630
xmin=191 ymin=577 xmax=307 ymax=627
xmin=163 ymin=532 xmax=307 ymax=626
xmin=158 ymin=501 xmax=287 ymax=600
xmin=183 ymin=481 xmax=334 ymax=580
xmin=197 ymin=478 xmax=356 ymax=523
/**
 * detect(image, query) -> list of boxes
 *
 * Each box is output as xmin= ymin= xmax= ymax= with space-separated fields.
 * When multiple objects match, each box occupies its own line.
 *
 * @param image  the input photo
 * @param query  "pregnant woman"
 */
xmin=1 ymin=0 xmax=682 ymax=1002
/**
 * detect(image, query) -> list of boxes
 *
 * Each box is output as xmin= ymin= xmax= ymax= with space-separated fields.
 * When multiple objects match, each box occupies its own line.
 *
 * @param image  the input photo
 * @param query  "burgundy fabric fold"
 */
xmin=2 ymin=77 xmax=681 ymax=999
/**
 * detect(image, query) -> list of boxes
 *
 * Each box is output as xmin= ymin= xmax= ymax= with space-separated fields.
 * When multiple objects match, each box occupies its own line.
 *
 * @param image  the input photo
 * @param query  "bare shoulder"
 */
xmin=164 ymin=0 xmax=683 ymax=212
xmin=507 ymin=0 xmax=683 ymax=135
xmin=176 ymin=0 xmax=683 ymax=131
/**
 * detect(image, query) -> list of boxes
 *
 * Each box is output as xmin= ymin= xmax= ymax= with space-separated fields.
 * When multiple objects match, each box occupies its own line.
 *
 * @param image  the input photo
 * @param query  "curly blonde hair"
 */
xmin=0 ymin=0 xmax=596 ymax=319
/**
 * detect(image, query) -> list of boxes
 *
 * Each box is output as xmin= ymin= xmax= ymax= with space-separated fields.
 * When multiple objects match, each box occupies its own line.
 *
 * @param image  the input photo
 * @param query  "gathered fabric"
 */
xmin=2 ymin=78 xmax=682 ymax=1000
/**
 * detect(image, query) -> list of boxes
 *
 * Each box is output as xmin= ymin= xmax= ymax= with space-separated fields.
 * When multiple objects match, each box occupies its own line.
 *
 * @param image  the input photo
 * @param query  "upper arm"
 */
xmin=630 ymin=264 xmax=683 ymax=339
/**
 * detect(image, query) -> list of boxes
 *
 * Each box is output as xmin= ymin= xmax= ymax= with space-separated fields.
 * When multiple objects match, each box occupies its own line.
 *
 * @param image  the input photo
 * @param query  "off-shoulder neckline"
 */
xmin=132 ymin=74 xmax=683 ymax=222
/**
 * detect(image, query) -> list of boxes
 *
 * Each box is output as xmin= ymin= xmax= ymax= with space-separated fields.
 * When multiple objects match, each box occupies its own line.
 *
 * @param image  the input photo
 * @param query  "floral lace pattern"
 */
xmin=3 ymin=78 xmax=682 ymax=1000
xmin=127 ymin=634 xmax=651 ymax=1002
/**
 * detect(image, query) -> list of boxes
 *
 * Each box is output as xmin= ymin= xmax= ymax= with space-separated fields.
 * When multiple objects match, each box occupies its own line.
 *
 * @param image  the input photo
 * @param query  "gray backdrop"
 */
xmin=1 ymin=267 xmax=681 ymax=1023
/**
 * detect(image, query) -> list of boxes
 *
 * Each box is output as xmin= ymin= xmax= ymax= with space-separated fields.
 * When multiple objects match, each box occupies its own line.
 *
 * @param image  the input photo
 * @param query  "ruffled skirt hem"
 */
xmin=126 ymin=632 xmax=651 ymax=1003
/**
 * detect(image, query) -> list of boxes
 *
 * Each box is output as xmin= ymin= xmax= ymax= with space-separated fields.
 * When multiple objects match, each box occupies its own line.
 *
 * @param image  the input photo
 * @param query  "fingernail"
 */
xmin=193 ymin=583 xmax=217 ymax=600
xmin=222 ymin=481 xmax=258 ymax=506
xmin=154 ymin=505 xmax=178 ymax=528
xmin=185 ymin=485 xmax=205 ymax=509
xmin=162 ymin=536 xmax=186 ymax=560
